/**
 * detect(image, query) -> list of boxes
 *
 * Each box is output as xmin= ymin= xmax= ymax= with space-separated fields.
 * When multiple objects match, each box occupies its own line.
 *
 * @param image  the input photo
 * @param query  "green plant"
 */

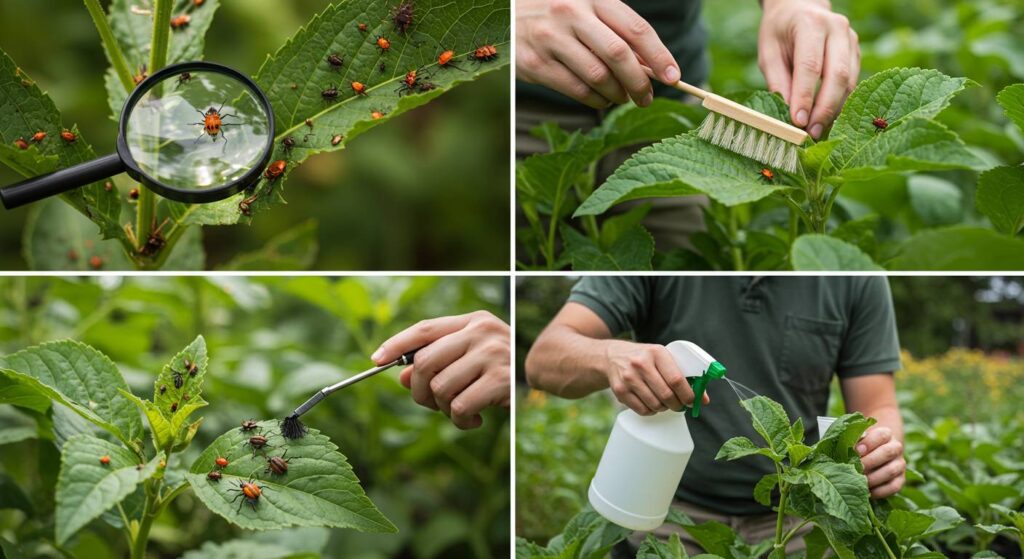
xmin=0 ymin=0 xmax=508 ymax=271
xmin=0 ymin=335 xmax=393 ymax=559
xmin=517 ymin=68 xmax=1024 ymax=271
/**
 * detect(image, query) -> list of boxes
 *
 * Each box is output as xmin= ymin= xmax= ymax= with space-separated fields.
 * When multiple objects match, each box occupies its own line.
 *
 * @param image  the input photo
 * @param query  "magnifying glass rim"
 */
xmin=116 ymin=60 xmax=276 ymax=204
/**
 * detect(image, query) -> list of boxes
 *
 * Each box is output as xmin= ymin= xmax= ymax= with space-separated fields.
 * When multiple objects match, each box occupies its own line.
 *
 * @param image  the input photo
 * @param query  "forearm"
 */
xmin=525 ymin=324 xmax=616 ymax=398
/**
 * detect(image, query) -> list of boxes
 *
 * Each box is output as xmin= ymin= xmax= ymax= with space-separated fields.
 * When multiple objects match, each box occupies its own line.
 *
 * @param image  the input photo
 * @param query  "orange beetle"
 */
xmin=14 ymin=137 xmax=28 ymax=150
xmin=437 ymin=49 xmax=459 ymax=70
xmin=215 ymin=457 xmax=229 ymax=468
xmin=170 ymin=14 xmax=190 ymax=29
xmin=471 ymin=43 xmax=498 ymax=62
xmin=264 ymin=160 xmax=287 ymax=182
xmin=194 ymin=0 xmax=205 ymax=6
xmin=358 ymin=22 xmax=368 ymax=33
xmin=371 ymin=110 xmax=385 ymax=120
xmin=192 ymin=105 xmax=235 ymax=143
xmin=759 ymin=168 xmax=774 ymax=182
xmin=351 ymin=81 xmax=368 ymax=96
xmin=61 ymin=129 xmax=77 ymax=144
xmin=31 ymin=131 xmax=46 ymax=142
xmin=89 ymin=255 xmax=103 ymax=270
xmin=132 ymin=64 xmax=148 ymax=85
xmin=375 ymin=36 xmax=391 ymax=53
xmin=331 ymin=134 xmax=344 ymax=146
xmin=129 ymin=188 xmax=140 ymax=200
xmin=99 ymin=455 xmax=111 ymax=465
xmin=229 ymin=479 xmax=265 ymax=512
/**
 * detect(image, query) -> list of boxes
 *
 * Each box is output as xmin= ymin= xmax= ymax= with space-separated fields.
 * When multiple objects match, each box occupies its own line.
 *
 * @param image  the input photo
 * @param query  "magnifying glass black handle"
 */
xmin=0 ymin=153 xmax=125 ymax=210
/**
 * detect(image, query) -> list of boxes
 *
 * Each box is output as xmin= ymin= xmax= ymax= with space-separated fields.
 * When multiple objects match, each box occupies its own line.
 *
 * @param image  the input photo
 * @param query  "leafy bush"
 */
xmin=0 ymin=276 xmax=510 ymax=558
xmin=518 ymin=67 xmax=1024 ymax=271
xmin=0 ymin=0 xmax=508 ymax=270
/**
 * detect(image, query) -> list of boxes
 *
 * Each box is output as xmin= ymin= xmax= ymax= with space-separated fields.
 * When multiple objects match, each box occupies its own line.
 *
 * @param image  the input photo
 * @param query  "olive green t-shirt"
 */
xmin=567 ymin=277 xmax=901 ymax=515
xmin=517 ymin=0 xmax=709 ymax=107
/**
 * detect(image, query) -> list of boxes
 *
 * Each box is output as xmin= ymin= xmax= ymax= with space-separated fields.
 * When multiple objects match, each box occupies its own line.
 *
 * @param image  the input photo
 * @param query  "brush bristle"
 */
xmin=280 ymin=415 xmax=308 ymax=439
xmin=697 ymin=113 xmax=799 ymax=174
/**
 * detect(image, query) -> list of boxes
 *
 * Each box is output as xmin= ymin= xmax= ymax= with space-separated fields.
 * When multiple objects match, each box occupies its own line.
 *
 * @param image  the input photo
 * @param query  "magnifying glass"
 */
xmin=0 ymin=61 xmax=275 ymax=209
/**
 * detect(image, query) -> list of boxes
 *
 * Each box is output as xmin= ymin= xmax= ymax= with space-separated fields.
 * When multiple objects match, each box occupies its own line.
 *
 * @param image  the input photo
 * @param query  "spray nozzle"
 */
xmin=688 ymin=361 xmax=726 ymax=418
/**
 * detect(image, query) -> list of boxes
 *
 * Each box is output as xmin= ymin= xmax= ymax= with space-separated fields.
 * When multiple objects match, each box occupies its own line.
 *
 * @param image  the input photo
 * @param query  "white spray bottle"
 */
xmin=588 ymin=340 xmax=726 ymax=531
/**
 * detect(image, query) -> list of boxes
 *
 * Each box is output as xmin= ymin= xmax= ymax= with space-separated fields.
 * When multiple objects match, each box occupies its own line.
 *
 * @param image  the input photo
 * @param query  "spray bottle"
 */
xmin=588 ymin=340 xmax=726 ymax=531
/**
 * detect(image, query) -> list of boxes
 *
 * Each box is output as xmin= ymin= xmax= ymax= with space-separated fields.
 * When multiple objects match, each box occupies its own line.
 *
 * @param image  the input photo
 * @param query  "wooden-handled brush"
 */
xmin=644 ymin=67 xmax=809 ymax=173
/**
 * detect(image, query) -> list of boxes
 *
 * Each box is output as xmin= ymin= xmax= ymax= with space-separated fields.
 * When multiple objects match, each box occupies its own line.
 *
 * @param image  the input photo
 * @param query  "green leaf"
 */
xmin=787 ymin=443 xmax=813 ymax=467
xmin=219 ymin=219 xmax=319 ymax=270
xmin=152 ymin=336 xmax=209 ymax=438
xmin=715 ymin=436 xmax=780 ymax=462
xmin=832 ymin=118 xmax=983 ymax=181
xmin=55 ymin=434 xmax=160 ymax=545
xmin=678 ymin=521 xmax=736 ymax=557
xmin=799 ymin=139 xmax=841 ymax=180
xmin=517 ymin=152 xmax=587 ymax=209
xmin=576 ymin=133 xmax=787 ymax=216
xmin=739 ymin=397 xmax=791 ymax=454
xmin=592 ymin=100 xmax=703 ymax=156
xmin=791 ymin=235 xmax=883 ymax=271
xmin=814 ymin=412 xmax=874 ymax=464
xmin=803 ymin=526 xmax=831 ymax=559
xmin=976 ymin=166 xmax=1024 ymax=235
xmin=885 ymin=509 xmax=936 ymax=541
xmin=637 ymin=533 xmax=687 ymax=559
xmin=890 ymin=226 xmax=1024 ymax=270
xmin=0 ymin=47 xmax=126 ymax=243
xmin=782 ymin=462 xmax=871 ymax=537
xmin=187 ymin=420 xmax=394 ymax=532
xmin=0 ymin=340 xmax=144 ymax=448
xmin=237 ymin=0 xmax=509 ymax=217
xmin=907 ymin=175 xmax=962 ymax=226
xmin=561 ymin=225 xmax=654 ymax=271
xmin=121 ymin=390 xmax=175 ymax=452
xmin=997 ymin=83 xmax=1024 ymax=137
xmin=22 ymin=198 xmax=132 ymax=271
xmin=752 ymin=474 xmax=778 ymax=507
xmin=180 ymin=528 xmax=328 ymax=559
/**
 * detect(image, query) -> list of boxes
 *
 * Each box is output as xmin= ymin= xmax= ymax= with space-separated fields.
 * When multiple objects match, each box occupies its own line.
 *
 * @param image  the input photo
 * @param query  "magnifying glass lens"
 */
xmin=125 ymin=71 xmax=271 ymax=192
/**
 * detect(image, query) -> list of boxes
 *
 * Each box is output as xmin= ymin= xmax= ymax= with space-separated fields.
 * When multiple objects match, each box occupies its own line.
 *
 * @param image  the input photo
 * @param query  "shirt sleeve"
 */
xmin=567 ymin=276 xmax=651 ymax=337
xmin=837 ymin=277 xmax=902 ymax=378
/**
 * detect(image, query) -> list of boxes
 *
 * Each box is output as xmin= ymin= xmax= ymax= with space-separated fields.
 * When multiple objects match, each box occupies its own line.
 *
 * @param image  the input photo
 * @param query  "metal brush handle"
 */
xmin=321 ymin=350 xmax=417 ymax=395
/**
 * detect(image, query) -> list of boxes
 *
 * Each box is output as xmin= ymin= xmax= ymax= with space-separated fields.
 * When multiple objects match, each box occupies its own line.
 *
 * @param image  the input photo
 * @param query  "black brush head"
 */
xmin=280 ymin=414 xmax=308 ymax=439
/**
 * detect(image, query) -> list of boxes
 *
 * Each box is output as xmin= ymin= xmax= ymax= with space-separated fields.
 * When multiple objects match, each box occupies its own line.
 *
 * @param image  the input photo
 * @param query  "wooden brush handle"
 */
xmin=641 ymin=65 xmax=708 ymax=99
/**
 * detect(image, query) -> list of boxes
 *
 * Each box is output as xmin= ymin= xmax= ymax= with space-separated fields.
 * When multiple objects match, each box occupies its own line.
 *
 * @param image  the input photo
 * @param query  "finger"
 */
xmin=861 ymin=439 xmax=903 ymax=472
xmin=807 ymin=27 xmax=852 ymax=139
xmin=573 ymin=17 xmax=652 ymax=106
xmin=870 ymin=474 xmax=905 ymax=500
xmin=372 ymin=314 xmax=472 ymax=364
xmin=408 ymin=330 xmax=474 ymax=410
xmin=848 ymin=28 xmax=861 ymax=92
xmin=552 ymin=36 xmax=628 ymax=105
xmin=640 ymin=365 xmax=684 ymax=411
xmin=448 ymin=372 xmax=506 ymax=430
xmin=543 ymin=58 xmax=613 ymax=109
xmin=620 ymin=392 xmax=654 ymax=415
xmin=595 ymin=0 xmax=679 ymax=84
xmin=866 ymin=458 xmax=906 ymax=488
xmin=758 ymin=38 xmax=792 ymax=104
xmin=429 ymin=354 xmax=485 ymax=415
xmin=856 ymin=427 xmax=892 ymax=457
xmin=651 ymin=348 xmax=694 ymax=410
xmin=788 ymin=24 xmax=826 ymax=128
xmin=398 ymin=365 xmax=413 ymax=389
xmin=626 ymin=365 xmax=667 ymax=412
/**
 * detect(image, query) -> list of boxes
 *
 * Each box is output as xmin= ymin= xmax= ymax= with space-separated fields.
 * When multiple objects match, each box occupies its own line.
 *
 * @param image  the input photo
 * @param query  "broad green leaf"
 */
xmin=885 ymin=509 xmax=936 ymax=541
xmin=814 ymin=412 xmax=874 ymax=464
xmin=907 ymin=175 xmax=962 ymax=226
xmin=576 ymin=133 xmax=787 ymax=217
xmin=220 ymin=219 xmax=319 ymax=270
xmin=0 ymin=474 xmax=33 ymax=515
xmin=678 ymin=521 xmax=736 ymax=557
xmin=890 ymin=226 xmax=1024 ymax=270
xmin=599 ymin=204 xmax=651 ymax=248
xmin=637 ymin=533 xmax=687 ymax=559
xmin=0 ymin=374 xmax=51 ymax=412
xmin=787 ymin=443 xmax=813 ymax=467
xmin=976 ymin=166 xmax=1024 ymax=235
xmin=593 ymin=100 xmax=703 ymax=156
xmin=22 ymin=198 xmax=133 ymax=271
xmin=104 ymin=0 xmax=222 ymax=119
xmin=517 ymin=152 xmax=587 ymax=209
xmin=976 ymin=523 xmax=1020 ymax=536
xmin=236 ymin=0 xmax=510 ymax=217
xmin=121 ymin=389 xmax=175 ymax=452
xmin=187 ymin=420 xmax=395 ymax=532
xmin=997 ymin=84 xmax=1024 ymax=137
xmin=0 ymin=426 xmax=35 ymax=446
xmin=715 ymin=436 xmax=780 ymax=462
xmin=803 ymin=526 xmax=831 ymax=559
xmin=152 ymin=336 xmax=209 ymax=439
xmin=832 ymin=118 xmax=983 ymax=181
xmin=739 ymin=397 xmax=791 ymax=454
xmin=782 ymin=462 xmax=871 ymax=537
xmin=791 ymin=235 xmax=883 ymax=271
xmin=561 ymin=225 xmax=654 ymax=271
xmin=0 ymin=48 xmax=125 ymax=243
xmin=0 ymin=340 xmax=144 ymax=448
xmin=831 ymin=67 xmax=974 ymax=140
xmin=752 ymin=474 xmax=778 ymax=507
xmin=992 ymin=504 xmax=1024 ymax=532
xmin=55 ymin=434 xmax=161 ymax=545
xmin=799 ymin=139 xmax=841 ymax=180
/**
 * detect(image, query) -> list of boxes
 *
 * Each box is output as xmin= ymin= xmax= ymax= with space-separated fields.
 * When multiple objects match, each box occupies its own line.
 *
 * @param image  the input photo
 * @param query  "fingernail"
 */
xmin=857 ymin=444 xmax=867 ymax=455
xmin=371 ymin=347 xmax=384 ymax=361
xmin=664 ymin=65 xmax=680 ymax=83
xmin=810 ymin=123 xmax=823 ymax=139
xmin=795 ymin=110 xmax=809 ymax=127
xmin=642 ymin=91 xmax=653 ymax=106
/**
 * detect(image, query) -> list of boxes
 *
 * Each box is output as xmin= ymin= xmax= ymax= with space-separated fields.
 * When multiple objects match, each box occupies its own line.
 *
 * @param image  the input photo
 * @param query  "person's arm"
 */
xmin=840 ymin=373 xmax=905 ymax=499
xmin=516 ymin=0 xmax=681 ymax=109
xmin=525 ymin=302 xmax=705 ymax=415
xmin=371 ymin=311 xmax=510 ymax=430
xmin=758 ymin=0 xmax=860 ymax=139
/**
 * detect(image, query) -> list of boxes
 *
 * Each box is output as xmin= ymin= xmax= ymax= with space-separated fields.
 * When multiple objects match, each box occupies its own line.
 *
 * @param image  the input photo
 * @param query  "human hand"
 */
xmin=857 ymin=426 xmax=906 ymax=499
xmin=372 ymin=311 xmax=510 ymax=430
xmin=603 ymin=340 xmax=708 ymax=415
xmin=758 ymin=0 xmax=860 ymax=139
xmin=516 ymin=0 xmax=680 ymax=109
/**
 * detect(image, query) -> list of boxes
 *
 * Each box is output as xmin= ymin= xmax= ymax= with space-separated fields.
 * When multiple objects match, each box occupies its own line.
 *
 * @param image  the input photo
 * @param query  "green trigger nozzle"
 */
xmin=688 ymin=361 xmax=726 ymax=418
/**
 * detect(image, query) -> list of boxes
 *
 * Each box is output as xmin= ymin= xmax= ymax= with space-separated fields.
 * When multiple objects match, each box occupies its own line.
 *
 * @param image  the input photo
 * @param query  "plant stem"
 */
xmin=545 ymin=188 xmax=565 ymax=270
xmin=83 ymin=0 xmax=134 ymax=91
xmin=788 ymin=206 xmax=799 ymax=245
xmin=727 ymin=207 xmax=744 ymax=271
xmin=130 ymin=488 xmax=156 ymax=559
xmin=779 ymin=519 xmax=812 ymax=546
xmin=868 ymin=506 xmax=898 ymax=559
xmin=774 ymin=463 xmax=787 ymax=548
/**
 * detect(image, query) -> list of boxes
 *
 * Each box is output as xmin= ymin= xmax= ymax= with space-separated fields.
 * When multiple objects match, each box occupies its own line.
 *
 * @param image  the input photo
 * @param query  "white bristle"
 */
xmin=695 ymin=113 xmax=801 ymax=174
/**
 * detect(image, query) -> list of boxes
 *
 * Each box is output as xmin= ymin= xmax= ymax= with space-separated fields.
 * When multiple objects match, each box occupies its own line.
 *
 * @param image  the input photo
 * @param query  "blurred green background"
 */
xmin=0 ymin=1 xmax=510 ymax=270
xmin=0 ymin=276 xmax=510 ymax=558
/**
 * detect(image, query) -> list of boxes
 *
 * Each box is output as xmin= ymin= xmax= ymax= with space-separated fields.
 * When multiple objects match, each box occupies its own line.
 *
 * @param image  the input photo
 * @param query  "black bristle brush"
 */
xmin=280 ymin=349 xmax=417 ymax=439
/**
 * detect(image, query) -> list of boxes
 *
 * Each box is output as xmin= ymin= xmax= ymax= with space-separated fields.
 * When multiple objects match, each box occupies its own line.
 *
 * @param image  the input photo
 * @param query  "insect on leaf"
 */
xmin=187 ymin=420 xmax=395 ymax=532
xmin=55 ymin=434 xmax=161 ymax=544
xmin=152 ymin=336 xmax=209 ymax=431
